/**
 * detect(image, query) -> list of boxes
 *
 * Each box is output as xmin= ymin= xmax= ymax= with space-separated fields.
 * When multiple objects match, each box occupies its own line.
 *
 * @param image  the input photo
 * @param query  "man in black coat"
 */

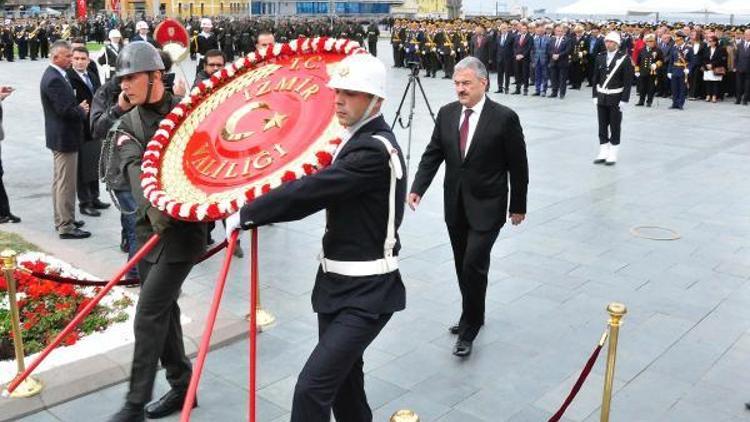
xmin=592 ymin=32 xmax=634 ymax=166
xmin=227 ymin=53 xmax=406 ymax=422
xmin=409 ymin=56 xmax=529 ymax=358
xmin=68 ymin=46 xmax=109 ymax=217
xmin=470 ymin=25 xmax=492 ymax=90
xmin=734 ymin=29 xmax=750 ymax=105
xmin=512 ymin=23 xmax=533 ymax=95
xmin=195 ymin=18 xmax=219 ymax=73
xmin=547 ymin=25 xmax=573 ymax=99
xmin=494 ymin=22 xmax=514 ymax=93
xmin=40 ymin=40 xmax=91 ymax=239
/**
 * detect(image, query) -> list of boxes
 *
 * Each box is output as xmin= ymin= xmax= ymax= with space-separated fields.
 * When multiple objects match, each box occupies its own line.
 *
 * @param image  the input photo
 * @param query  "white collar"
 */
xmin=461 ymin=94 xmax=486 ymax=118
xmin=341 ymin=112 xmax=381 ymax=143
xmin=200 ymin=31 xmax=212 ymax=37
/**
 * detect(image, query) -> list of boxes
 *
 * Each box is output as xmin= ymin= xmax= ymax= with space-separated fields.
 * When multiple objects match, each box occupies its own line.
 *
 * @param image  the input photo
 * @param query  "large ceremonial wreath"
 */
xmin=140 ymin=37 xmax=367 ymax=222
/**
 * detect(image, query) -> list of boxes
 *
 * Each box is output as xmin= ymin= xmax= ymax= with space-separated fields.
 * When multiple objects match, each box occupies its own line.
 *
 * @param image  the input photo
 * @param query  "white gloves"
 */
xmin=593 ymin=98 xmax=598 ymax=105
xmin=635 ymin=72 xmax=640 ymax=77
xmin=685 ymin=69 xmax=690 ymax=75
xmin=650 ymin=63 xmax=657 ymax=71
xmin=618 ymin=101 xmax=626 ymax=111
xmin=225 ymin=212 xmax=242 ymax=240
xmin=667 ymin=73 xmax=672 ymax=79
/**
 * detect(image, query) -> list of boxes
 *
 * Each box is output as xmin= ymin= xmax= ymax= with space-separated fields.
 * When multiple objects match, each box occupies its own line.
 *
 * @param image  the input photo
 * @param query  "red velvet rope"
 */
xmin=548 ymin=337 xmax=606 ymax=422
xmin=21 ymin=239 xmax=229 ymax=287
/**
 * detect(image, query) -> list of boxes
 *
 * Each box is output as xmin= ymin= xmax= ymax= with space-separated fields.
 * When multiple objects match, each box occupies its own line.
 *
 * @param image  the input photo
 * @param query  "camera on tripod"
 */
xmin=406 ymin=60 xmax=421 ymax=76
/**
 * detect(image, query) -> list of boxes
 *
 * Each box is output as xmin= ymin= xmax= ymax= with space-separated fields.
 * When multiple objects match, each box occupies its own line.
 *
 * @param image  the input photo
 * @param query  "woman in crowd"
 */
xmin=687 ymin=30 xmax=706 ymax=100
xmin=703 ymin=35 xmax=727 ymax=103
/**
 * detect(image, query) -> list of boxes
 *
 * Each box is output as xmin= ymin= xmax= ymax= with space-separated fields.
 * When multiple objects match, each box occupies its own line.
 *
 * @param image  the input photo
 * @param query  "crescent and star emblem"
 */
xmin=221 ymin=101 xmax=288 ymax=142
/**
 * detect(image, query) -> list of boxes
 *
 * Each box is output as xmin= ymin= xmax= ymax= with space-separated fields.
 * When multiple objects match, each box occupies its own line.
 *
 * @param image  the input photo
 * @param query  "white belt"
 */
xmin=320 ymin=256 xmax=399 ymax=276
xmin=597 ymin=86 xmax=624 ymax=95
xmin=320 ymin=134 xmax=403 ymax=278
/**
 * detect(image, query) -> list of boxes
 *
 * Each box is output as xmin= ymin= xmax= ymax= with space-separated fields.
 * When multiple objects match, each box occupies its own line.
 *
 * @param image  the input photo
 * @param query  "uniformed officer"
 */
xmin=592 ymin=31 xmax=634 ymax=165
xmin=667 ymin=31 xmax=691 ymax=110
xmin=635 ymin=34 xmax=664 ymax=107
xmin=226 ymin=53 xmax=406 ymax=422
xmin=107 ymin=42 xmax=207 ymax=422
xmin=366 ymin=21 xmax=379 ymax=56
xmin=195 ymin=18 xmax=219 ymax=73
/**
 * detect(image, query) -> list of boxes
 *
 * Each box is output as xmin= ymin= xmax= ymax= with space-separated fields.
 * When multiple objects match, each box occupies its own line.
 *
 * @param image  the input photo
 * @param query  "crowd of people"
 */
xmin=390 ymin=18 xmax=750 ymax=107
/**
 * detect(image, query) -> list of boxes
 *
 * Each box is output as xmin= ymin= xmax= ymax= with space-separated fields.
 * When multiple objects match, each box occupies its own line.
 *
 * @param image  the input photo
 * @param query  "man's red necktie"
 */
xmin=459 ymin=109 xmax=473 ymax=159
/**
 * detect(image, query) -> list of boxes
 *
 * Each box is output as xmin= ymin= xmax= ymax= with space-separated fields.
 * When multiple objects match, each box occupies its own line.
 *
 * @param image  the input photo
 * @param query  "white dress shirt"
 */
xmin=606 ymin=51 xmax=616 ymax=66
xmin=458 ymin=94 xmax=486 ymax=155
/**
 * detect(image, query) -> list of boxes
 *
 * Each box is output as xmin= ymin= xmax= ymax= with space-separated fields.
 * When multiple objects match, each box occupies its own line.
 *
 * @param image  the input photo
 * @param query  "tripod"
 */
xmin=391 ymin=65 xmax=437 ymax=170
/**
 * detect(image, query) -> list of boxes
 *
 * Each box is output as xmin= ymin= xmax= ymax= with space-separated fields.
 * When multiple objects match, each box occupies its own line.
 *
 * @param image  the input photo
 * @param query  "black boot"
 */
xmin=108 ymin=402 xmax=145 ymax=422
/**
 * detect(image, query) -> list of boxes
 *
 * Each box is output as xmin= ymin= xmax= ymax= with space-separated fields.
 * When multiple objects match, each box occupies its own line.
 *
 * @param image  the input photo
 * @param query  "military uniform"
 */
xmin=635 ymin=45 xmax=664 ymax=106
xmin=366 ymin=22 xmax=379 ymax=56
xmin=14 ymin=26 xmax=27 ymax=59
xmin=668 ymin=39 xmax=692 ymax=109
xmin=422 ymin=29 xmax=440 ymax=77
xmin=592 ymin=48 xmax=634 ymax=163
xmin=117 ymin=91 xmax=207 ymax=406
xmin=391 ymin=24 xmax=405 ymax=68
xmin=569 ymin=35 xmax=589 ymax=89
xmin=238 ymin=114 xmax=406 ymax=422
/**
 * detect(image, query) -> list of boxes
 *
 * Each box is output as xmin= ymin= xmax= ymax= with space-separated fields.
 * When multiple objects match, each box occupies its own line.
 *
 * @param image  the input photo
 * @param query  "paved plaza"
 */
xmin=1 ymin=39 xmax=750 ymax=421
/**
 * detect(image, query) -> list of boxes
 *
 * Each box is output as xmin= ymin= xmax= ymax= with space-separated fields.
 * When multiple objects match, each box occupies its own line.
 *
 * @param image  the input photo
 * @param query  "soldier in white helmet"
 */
xmin=592 ymin=31 xmax=634 ymax=165
xmin=226 ymin=53 xmax=406 ymax=422
xmin=195 ymin=18 xmax=218 ymax=73
xmin=130 ymin=21 xmax=160 ymax=48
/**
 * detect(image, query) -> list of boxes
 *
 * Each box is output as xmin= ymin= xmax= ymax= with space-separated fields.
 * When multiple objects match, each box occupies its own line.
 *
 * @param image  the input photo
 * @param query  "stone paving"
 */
xmin=1 ymin=39 xmax=750 ymax=421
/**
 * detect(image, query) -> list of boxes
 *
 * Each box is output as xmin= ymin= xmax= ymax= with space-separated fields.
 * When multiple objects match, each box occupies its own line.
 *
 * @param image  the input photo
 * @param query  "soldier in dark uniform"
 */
xmin=422 ymin=23 xmax=440 ymax=77
xmin=569 ymin=25 xmax=589 ymax=89
xmin=438 ymin=23 xmax=457 ymax=79
xmin=195 ymin=18 xmax=219 ymax=73
xmin=592 ymin=31 xmax=634 ymax=166
xmin=1 ymin=24 xmax=12 ymax=62
xmin=39 ymin=22 xmax=49 ymax=58
xmin=635 ymin=34 xmax=664 ymax=107
xmin=107 ymin=42 xmax=207 ymax=422
xmin=28 ymin=22 xmax=40 ymax=61
xmin=366 ymin=21 xmax=379 ymax=56
xmin=390 ymin=20 xmax=405 ymax=68
xmin=404 ymin=22 xmax=424 ymax=71
xmin=15 ymin=24 xmax=28 ymax=60
xmin=227 ymin=53 xmax=406 ymax=422
xmin=668 ymin=31 xmax=692 ymax=110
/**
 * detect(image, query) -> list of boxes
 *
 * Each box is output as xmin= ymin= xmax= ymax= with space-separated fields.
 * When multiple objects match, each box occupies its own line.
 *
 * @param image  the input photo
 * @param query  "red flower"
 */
xmin=281 ymin=171 xmax=297 ymax=182
xmin=302 ymin=163 xmax=316 ymax=176
xmin=261 ymin=184 xmax=271 ymax=194
xmin=316 ymin=152 xmax=333 ymax=167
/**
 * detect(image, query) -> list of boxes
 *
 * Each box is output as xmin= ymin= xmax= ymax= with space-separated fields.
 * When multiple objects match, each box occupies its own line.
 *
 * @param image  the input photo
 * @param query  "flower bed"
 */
xmin=0 ymin=252 xmax=134 ymax=362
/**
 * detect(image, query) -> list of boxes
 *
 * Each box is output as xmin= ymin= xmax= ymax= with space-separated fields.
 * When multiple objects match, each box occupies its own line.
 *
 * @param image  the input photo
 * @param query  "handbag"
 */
xmin=713 ymin=66 xmax=726 ymax=75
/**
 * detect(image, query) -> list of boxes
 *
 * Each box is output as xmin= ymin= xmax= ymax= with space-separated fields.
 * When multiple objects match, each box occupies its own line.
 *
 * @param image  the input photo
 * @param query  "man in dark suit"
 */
xmin=40 ymin=40 xmax=91 ymax=239
xmin=494 ymin=22 xmax=514 ymax=93
xmin=592 ymin=32 xmax=634 ymax=166
xmin=734 ymin=29 xmax=750 ymax=105
xmin=409 ymin=56 xmax=529 ymax=358
xmin=471 ymin=25 xmax=492 ymax=90
xmin=548 ymin=25 xmax=573 ymax=99
xmin=512 ymin=23 xmax=533 ymax=95
xmin=68 ymin=46 xmax=110 ymax=217
xmin=587 ymin=27 xmax=606 ymax=86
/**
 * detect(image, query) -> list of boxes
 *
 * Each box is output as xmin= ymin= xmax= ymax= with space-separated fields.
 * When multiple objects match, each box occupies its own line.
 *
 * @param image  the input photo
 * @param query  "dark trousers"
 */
xmin=115 ymin=190 xmax=138 ymax=279
xmin=597 ymin=104 xmax=622 ymax=145
xmin=549 ymin=64 xmax=569 ymax=96
xmin=513 ymin=59 xmax=530 ymax=92
xmin=392 ymin=44 xmax=403 ymax=67
xmin=638 ymin=74 xmax=658 ymax=104
xmin=570 ymin=62 xmax=586 ymax=88
xmin=496 ymin=59 xmax=511 ymax=91
xmin=368 ymin=40 xmax=377 ymax=57
xmin=447 ymin=194 xmax=500 ymax=342
xmin=736 ymin=71 xmax=750 ymax=103
xmin=532 ymin=60 xmax=548 ymax=93
xmin=291 ymin=310 xmax=391 ymax=422
xmin=688 ymin=68 xmax=704 ymax=98
xmin=705 ymin=80 xmax=721 ymax=97
xmin=126 ymin=259 xmax=193 ymax=405
xmin=443 ymin=53 xmax=455 ymax=78
xmin=0 ymin=150 xmax=10 ymax=217
xmin=77 ymin=179 xmax=100 ymax=205
xmin=670 ymin=70 xmax=687 ymax=108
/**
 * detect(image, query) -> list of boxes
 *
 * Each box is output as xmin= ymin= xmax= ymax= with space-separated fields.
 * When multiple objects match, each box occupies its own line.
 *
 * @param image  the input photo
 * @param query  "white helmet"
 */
xmin=201 ymin=18 xmax=213 ymax=29
xmin=327 ymin=54 xmax=387 ymax=100
xmin=108 ymin=29 xmax=122 ymax=40
xmin=605 ymin=31 xmax=621 ymax=45
xmin=136 ymin=21 xmax=149 ymax=31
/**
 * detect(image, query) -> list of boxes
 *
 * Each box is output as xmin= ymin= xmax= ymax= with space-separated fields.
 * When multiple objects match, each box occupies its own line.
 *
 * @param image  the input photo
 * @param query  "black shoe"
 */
xmin=541 ymin=92 xmax=547 ymax=97
xmin=453 ymin=339 xmax=473 ymax=357
xmin=120 ymin=238 xmax=129 ymax=253
xmin=0 ymin=214 xmax=21 ymax=223
xmin=233 ymin=243 xmax=244 ymax=258
xmin=523 ymin=91 xmax=528 ymax=96
xmin=559 ymin=95 xmax=565 ymax=99
xmin=74 ymin=220 xmax=85 ymax=228
xmin=669 ymin=105 xmax=679 ymax=109
xmin=145 ymin=389 xmax=196 ymax=419
xmin=549 ymin=93 xmax=558 ymax=98
xmin=92 ymin=199 xmax=111 ymax=209
xmin=80 ymin=206 xmax=101 ymax=217
xmin=745 ymin=402 xmax=750 ymax=410
xmin=646 ymin=103 xmax=653 ymax=107
xmin=636 ymin=102 xmax=644 ymax=106
xmin=59 ymin=228 xmax=91 ymax=239
xmin=532 ymin=91 xmax=540 ymax=96
xmin=449 ymin=324 xmax=462 ymax=335
xmin=109 ymin=402 xmax=145 ymax=422
xmin=494 ymin=89 xmax=503 ymax=93
xmin=511 ymin=90 xmax=520 ymax=95
xmin=743 ymin=102 xmax=748 ymax=106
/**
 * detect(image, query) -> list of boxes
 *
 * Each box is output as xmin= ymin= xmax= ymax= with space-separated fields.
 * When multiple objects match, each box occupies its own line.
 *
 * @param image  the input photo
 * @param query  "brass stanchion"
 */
xmin=600 ymin=302 xmax=626 ymax=422
xmin=1 ymin=249 xmax=43 ymax=398
xmin=245 ymin=229 xmax=275 ymax=331
xmin=390 ymin=409 xmax=420 ymax=422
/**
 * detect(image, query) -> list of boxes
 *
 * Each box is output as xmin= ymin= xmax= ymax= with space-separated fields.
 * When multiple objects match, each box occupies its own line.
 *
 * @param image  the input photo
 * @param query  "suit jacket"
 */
xmin=513 ymin=33 xmax=533 ymax=60
xmin=592 ymin=51 xmax=634 ymax=105
xmin=688 ymin=42 xmax=706 ymax=70
xmin=40 ymin=66 xmax=86 ymax=152
xmin=531 ymin=35 xmax=550 ymax=65
xmin=67 ymin=68 xmax=101 ymax=140
xmin=470 ymin=33 xmax=492 ymax=68
xmin=240 ymin=116 xmax=407 ymax=315
xmin=588 ymin=35 xmax=605 ymax=58
xmin=130 ymin=34 xmax=161 ymax=48
xmin=494 ymin=31 xmax=514 ymax=64
xmin=0 ymin=102 xmax=4 ymax=142
xmin=704 ymin=46 xmax=727 ymax=69
xmin=547 ymin=35 xmax=572 ymax=67
xmin=411 ymin=98 xmax=529 ymax=232
xmin=735 ymin=41 xmax=750 ymax=73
